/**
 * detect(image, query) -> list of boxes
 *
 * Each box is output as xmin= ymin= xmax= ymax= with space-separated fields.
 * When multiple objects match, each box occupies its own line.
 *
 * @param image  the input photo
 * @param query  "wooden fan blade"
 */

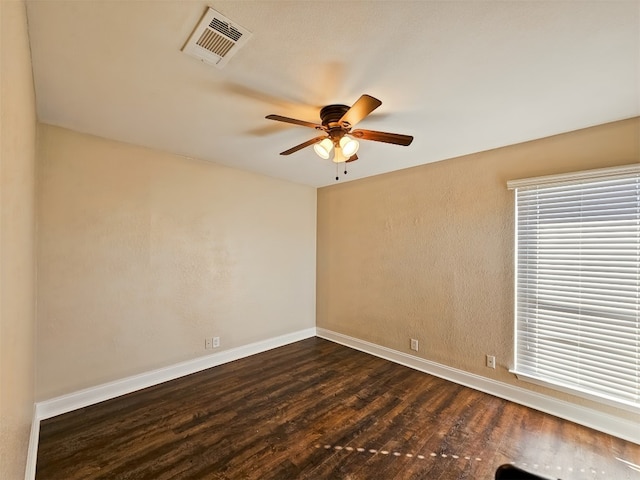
xmin=280 ymin=135 xmax=328 ymax=155
xmin=339 ymin=94 xmax=382 ymax=128
xmin=351 ymin=129 xmax=413 ymax=146
xmin=346 ymin=154 xmax=358 ymax=163
xmin=265 ymin=114 xmax=321 ymax=129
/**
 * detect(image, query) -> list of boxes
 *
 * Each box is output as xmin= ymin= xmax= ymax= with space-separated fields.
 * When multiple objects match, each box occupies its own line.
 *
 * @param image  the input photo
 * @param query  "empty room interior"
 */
xmin=1 ymin=1 xmax=639 ymax=479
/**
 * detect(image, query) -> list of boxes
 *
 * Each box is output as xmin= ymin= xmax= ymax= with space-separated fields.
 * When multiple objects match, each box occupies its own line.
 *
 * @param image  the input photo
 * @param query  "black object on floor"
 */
xmin=495 ymin=464 xmax=557 ymax=480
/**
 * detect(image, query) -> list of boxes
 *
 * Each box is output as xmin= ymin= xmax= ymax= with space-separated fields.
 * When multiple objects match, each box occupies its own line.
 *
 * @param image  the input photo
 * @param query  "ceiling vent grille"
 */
xmin=183 ymin=8 xmax=252 ymax=68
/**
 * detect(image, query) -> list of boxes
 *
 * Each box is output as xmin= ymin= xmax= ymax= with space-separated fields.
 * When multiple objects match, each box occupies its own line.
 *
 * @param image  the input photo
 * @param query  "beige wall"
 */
xmin=0 ymin=0 xmax=38 ymax=478
xmin=317 ymin=117 xmax=640 ymax=421
xmin=36 ymin=125 xmax=316 ymax=400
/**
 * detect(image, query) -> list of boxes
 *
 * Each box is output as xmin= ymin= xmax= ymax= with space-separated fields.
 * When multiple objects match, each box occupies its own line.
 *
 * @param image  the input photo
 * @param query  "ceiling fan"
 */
xmin=265 ymin=94 xmax=413 ymax=165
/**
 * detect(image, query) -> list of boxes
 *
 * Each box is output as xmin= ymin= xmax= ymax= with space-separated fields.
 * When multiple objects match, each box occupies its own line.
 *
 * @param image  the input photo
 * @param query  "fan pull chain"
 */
xmin=335 ymin=162 xmax=349 ymax=181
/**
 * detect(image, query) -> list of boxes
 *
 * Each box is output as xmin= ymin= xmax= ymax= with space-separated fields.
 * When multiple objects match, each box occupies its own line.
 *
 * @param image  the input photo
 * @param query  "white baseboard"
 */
xmin=24 ymin=405 xmax=40 ymax=480
xmin=316 ymin=328 xmax=639 ymax=445
xmin=35 ymin=327 xmax=316 ymax=421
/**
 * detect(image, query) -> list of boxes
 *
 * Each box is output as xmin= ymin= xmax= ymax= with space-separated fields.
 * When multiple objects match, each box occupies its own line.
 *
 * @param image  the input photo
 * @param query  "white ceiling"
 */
xmin=25 ymin=1 xmax=640 ymax=187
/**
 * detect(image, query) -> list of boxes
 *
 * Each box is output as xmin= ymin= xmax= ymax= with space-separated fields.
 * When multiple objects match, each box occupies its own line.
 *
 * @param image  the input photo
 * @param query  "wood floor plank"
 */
xmin=37 ymin=338 xmax=640 ymax=479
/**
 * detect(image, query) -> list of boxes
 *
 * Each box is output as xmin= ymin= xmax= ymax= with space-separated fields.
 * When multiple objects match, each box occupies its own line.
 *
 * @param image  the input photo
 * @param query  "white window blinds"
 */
xmin=508 ymin=165 xmax=639 ymax=411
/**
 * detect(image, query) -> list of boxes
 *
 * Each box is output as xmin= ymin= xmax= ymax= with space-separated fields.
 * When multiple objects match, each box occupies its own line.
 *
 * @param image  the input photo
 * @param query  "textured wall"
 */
xmin=0 ymin=1 xmax=37 ymax=478
xmin=317 ymin=117 xmax=640 ymax=420
xmin=37 ymin=125 xmax=316 ymax=400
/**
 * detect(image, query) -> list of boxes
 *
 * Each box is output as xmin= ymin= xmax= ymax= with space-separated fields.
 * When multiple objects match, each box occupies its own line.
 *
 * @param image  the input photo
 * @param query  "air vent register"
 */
xmin=183 ymin=8 xmax=252 ymax=68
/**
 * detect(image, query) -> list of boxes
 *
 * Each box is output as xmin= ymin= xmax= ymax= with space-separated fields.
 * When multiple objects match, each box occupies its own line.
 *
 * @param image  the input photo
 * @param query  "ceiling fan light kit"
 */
xmin=313 ymin=138 xmax=333 ymax=159
xmin=312 ymin=136 xmax=359 ymax=162
xmin=339 ymin=136 xmax=359 ymax=157
xmin=266 ymin=94 xmax=413 ymax=179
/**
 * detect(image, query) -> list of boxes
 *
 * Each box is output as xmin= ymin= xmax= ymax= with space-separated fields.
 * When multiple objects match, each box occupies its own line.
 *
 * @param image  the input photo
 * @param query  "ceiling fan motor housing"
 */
xmin=320 ymin=104 xmax=350 ymax=128
xmin=320 ymin=104 xmax=351 ymax=145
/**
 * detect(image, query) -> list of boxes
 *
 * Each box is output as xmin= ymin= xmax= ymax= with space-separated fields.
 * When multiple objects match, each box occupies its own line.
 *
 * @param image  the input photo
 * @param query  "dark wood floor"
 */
xmin=37 ymin=337 xmax=640 ymax=479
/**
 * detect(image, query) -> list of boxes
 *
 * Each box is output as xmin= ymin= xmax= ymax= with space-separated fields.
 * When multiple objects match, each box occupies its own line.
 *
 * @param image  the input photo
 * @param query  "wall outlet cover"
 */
xmin=486 ymin=355 xmax=496 ymax=369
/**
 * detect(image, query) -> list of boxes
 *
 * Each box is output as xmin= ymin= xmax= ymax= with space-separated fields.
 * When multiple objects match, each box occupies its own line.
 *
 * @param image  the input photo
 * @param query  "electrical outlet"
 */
xmin=410 ymin=338 xmax=419 ymax=351
xmin=486 ymin=355 xmax=496 ymax=369
xmin=213 ymin=336 xmax=220 ymax=348
xmin=205 ymin=338 xmax=213 ymax=349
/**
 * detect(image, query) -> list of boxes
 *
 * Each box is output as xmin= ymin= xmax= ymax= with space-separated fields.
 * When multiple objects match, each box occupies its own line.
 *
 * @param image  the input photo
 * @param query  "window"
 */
xmin=508 ymin=165 xmax=639 ymax=411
